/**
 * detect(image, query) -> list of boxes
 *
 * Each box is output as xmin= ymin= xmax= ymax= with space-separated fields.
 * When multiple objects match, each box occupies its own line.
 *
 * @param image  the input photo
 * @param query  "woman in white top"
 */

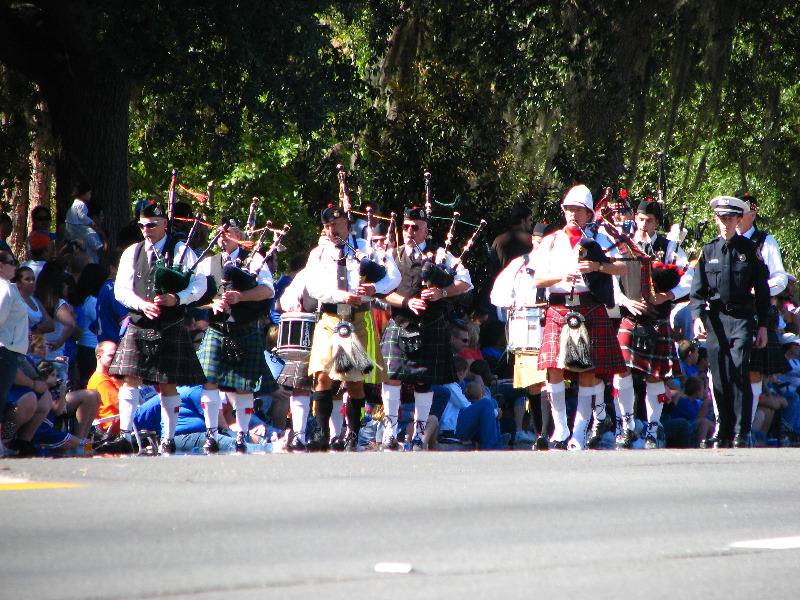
xmin=13 ymin=266 xmax=54 ymax=335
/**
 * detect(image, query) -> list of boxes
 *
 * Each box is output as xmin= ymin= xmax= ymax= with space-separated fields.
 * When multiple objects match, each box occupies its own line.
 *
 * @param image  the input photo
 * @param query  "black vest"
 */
xmin=131 ymin=237 xmax=186 ymax=325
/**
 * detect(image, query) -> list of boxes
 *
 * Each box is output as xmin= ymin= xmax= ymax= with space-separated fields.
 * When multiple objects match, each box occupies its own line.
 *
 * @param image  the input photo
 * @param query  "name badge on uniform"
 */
xmin=708 ymin=258 xmax=719 ymax=264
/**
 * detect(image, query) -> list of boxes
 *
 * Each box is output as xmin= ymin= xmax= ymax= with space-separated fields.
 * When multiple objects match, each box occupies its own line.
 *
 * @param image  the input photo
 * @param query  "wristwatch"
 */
xmin=598 ymin=263 xmax=604 ymax=272
xmin=441 ymin=287 xmax=448 ymax=298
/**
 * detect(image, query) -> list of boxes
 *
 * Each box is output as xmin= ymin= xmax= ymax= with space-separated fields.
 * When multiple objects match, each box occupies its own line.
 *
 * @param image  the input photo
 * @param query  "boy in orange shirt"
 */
xmin=87 ymin=341 xmax=121 ymax=435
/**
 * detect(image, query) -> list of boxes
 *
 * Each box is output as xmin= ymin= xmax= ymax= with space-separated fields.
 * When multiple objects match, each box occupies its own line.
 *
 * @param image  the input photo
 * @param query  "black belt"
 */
xmin=209 ymin=321 xmax=256 ymax=334
xmin=320 ymin=302 xmax=369 ymax=316
xmin=709 ymin=300 xmax=753 ymax=313
xmin=548 ymin=294 xmax=597 ymax=307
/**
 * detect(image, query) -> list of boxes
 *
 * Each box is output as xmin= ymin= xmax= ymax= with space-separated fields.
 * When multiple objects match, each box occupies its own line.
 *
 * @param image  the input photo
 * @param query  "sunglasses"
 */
xmin=460 ymin=337 xmax=470 ymax=343
xmin=402 ymin=224 xmax=420 ymax=232
xmin=138 ymin=221 xmax=160 ymax=230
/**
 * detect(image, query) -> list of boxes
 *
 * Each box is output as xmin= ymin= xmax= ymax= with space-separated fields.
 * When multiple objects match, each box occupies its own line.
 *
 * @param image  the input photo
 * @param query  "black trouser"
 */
xmin=705 ymin=309 xmax=755 ymax=440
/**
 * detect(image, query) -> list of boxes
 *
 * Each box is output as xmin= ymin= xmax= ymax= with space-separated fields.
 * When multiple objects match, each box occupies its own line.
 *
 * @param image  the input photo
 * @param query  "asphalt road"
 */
xmin=1 ymin=448 xmax=798 ymax=600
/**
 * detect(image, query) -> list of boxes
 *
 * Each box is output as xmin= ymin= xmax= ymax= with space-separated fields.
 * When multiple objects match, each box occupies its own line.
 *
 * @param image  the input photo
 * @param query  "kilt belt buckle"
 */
xmin=336 ymin=303 xmax=353 ymax=318
xmin=565 ymin=294 xmax=580 ymax=307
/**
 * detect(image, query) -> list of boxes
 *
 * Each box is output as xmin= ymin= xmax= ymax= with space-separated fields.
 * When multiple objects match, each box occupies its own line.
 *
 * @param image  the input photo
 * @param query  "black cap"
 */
xmin=371 ymin=222 xmax=388 ymax=237
xmin=738 ymin=193 xmax=757 ymax=210
xmin=140 ymin=202 xmax=166 ymax=219
xmin=321 ymin=205 xmax=347 ymax=224
xmin=403 ymin=206 xmax=427 ymax=221
xmin=636 ymin=200 xmax=663 ymax=222
xmin=219 ymin=215 xmax=240 ymax=229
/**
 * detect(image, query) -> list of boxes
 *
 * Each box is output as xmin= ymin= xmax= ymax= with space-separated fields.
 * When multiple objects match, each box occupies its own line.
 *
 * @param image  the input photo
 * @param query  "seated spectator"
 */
xmin=13 ymin=266 xmax=54 ymax=335
xmin=479 ymin=320 xmax=511 ymax=379
xmin=96 ymin=249 xmax=128 ymax=344
xmin=74 ymin=264 xmax=108 ymax=386
xmin=30 ymin=205 xmax=55 ymax=240
xmin=458 ymin=321 xmax=483 ymax=367
xmin=753 ymin=375 xmax=788 ymax=445
xmin=678 ymin=340 xmax=699 ymax=384
xmin=64 ymin=182 xmax=104 ymax=262
xmin=665 ymin=375 xmax=713 ymax=447
xmin=35 ymin=262 xmax=77 ymax=377
xmin=777 ymin=333 xmax=800 ymax=436
xmin=21 ymin=231 xmax=55 ymax=279
xmin=2 ymin=353 xmax=53 ymax=456
xmin=0 ymin=212 xmax=12 ymax=256
xmin=88 ymin=341 xmax=122 ymax=435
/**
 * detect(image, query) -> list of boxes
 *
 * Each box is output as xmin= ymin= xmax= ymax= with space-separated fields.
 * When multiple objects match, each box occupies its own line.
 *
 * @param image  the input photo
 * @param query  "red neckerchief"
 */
xmin=564 ymin=225 xmax=582 ymax=248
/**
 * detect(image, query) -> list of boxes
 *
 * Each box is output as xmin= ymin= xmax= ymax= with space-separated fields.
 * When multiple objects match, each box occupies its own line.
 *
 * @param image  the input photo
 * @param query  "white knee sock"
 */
xmin=118 ymin=385 xmax=140 ymax=439
xmin=546 ymin=381 xmax=568 ymax=442
xmin=614 ymin=374 xmax=636 ymax=430
xmin=593 ymin=380 xmax=607 ymax=421
xmin=160 ymin=394 xmax=182 ymax=440
xmin=413 ymin=391 xmax=434 ymax=439
xmin=234 ymin=393 xmax=255 ymax=435
xmin=290 ymin=394 xmax=311 ymax=443
xmin=645 ymin=381 xmax=666 ymax=436
xmin=201 ymin=388 xmax=221 ymax=432
xmin=330 ymin=399 xmax=344 ymax=439
xmin=382 ymin=384 xmax=401 ymax=442
xmin=571 ymin=386 xmax=594 ymax=449
xmin=751 ymin=382 xmax=762 ymax=426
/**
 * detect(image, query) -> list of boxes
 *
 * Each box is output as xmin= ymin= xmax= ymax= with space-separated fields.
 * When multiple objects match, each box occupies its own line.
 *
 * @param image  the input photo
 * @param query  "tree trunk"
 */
xmin=39 ymin=73 xmax=133 ymax=250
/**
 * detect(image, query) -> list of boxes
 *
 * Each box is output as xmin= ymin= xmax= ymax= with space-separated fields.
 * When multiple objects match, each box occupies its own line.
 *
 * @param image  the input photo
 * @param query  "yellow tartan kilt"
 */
xmin=307 ymin=311 xmax=387 ymax=384
xmin=513 ymin=351 xmax=547 ymax=389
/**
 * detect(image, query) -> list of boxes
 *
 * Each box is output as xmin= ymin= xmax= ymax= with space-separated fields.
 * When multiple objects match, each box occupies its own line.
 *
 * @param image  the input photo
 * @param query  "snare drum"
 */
xmin=276 ymin=312 xmax=317 ymax=360
xmin=506 ymin=307 xmax=543 ymax=353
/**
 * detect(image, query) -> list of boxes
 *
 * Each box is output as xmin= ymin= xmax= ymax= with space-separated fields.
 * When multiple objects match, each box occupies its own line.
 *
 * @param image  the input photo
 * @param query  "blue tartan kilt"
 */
xmin=749 ymin=328 xmax=790 ymax=375
xmin=277 ymin=358 xmax=313 ymax=392
xmin=109 ymin=320 xmax=207 ymax=386
xmin=197 ymin=325 xmax=267 ymax=392
xmin=381 ymin=318 xmax=457 ymax=385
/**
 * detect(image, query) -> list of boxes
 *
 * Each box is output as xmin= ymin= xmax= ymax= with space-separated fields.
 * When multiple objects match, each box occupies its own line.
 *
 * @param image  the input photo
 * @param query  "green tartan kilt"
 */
xmin=380 ymin=317 xmax=457 ymax=385
xmin=197 ymin=325 xmax=267 ymax=391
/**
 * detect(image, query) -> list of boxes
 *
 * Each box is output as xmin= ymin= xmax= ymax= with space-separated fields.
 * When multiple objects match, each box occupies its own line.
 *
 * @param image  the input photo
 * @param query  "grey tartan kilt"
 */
xmin=276 ymin=358 xmax=314 ymax=392
xmin=109 ymin=320 xmax=207 ymax=386
xmin=197 ymin=324 xmax=267 ymax=391
xmin=749 ymin=328 xmax=790 ymax=375
xmin=381 ymin=318 xmax=457 ymax=385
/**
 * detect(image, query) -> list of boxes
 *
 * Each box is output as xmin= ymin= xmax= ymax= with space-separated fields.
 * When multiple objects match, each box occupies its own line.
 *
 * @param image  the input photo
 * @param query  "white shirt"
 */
xmin=115 ymin=236 xmax=207 ymax=311
xmin=0 ymin=279 xmax=29 ymax=354
xmin=490 ymin=254 xmax=538 ymax=308
xmin=741 ymin=226 xmax=788 ymax=296
xmin=529 ymin=230 xmax=591 ymax=295
xmin=306 ymin=236 xmax=401 ymax=304
xmin=66 ymin=199 xmax=93 ymax=226
xmin=439 ymin=382 xmax=471 ymax=431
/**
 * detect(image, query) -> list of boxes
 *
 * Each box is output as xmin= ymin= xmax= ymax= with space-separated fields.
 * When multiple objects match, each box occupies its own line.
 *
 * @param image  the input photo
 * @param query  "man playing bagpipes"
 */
xmin=379 ymin=207 xmax=473 ymax=451
xmin=608 ymin=199 xmax=693 ymax=449
xmin=195 ymin=216 xmax=275 ymax=454
xmin=305 ymin=205 xmax=401 ymax=451
xmin=109 ymin=201 xmax=208 ymax=455
xmin=530 ymin=185 xmax=628 ymax=450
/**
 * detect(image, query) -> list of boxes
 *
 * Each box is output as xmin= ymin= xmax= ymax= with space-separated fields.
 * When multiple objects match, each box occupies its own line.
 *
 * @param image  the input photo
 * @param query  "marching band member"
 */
xmin=109 ymin=202 xmax=208 ymax=455
xmin=608 ymin=200 xmax=693 ymax=449
xmin=531 ymin=185 xmax=627 ymax=450
xmin=691 ymin=196 xmax=769 ymax=448
xmin=195 ymin=216 xmax=275 ymax=454
xmin=305 ymin=205 xmax=400 ymax=451
xmin=380 ymin=207 xmax=473 ymax=450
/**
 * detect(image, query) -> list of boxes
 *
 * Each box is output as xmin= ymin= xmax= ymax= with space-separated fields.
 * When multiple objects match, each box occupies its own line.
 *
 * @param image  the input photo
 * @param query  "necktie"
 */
xmin=336 ymin=244 xmax=348 ymax=291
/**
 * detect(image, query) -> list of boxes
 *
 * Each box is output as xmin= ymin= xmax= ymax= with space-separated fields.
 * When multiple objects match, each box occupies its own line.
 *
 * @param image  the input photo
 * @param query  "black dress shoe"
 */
xmin=159 ymin=438 xmax=177 ymax=455
xmin=713 ymin=437 xmax=732 ymax=449
xmin=10 ymin=439 xmax=40 ymax=457
xmin=550 ymin=438 xmax=569 ymax=450
xmin=532 ymin=435 xmax=551 ymax=451
xmin=343 ymin=431 xmax=359 ymax=452
xmin=615 ymin=428 xmax=639 ymax=449
xmin=329 ymin=435 xmax=346 ymax=452
xmin=95 ymin=433 xmax=134 ymax=455
xmin=586 ymin=416 xmax=613 ymax=449
xmin=203 ymin=432 xmax=220 ymax=454
xmin=286 ymin=432 xmax=307 ymax=453
xmin=305 ymin=430 xmax=329 ymax=452
xmin=733 ymin=434 xmax=752 ymax=448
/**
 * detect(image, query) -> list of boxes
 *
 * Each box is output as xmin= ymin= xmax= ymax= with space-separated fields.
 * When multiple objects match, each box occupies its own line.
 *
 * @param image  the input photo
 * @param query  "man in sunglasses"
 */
xmin=379 ymin=207 xmax=473 ymax=450
xmin=107 ymin=202 xmax=208 ymax=455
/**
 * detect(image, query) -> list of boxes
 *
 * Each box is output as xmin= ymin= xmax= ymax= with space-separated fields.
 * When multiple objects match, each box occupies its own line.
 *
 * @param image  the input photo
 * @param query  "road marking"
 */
xmin=730 ymin=536 xmax=800 ymax=550
xmin=0 ymin=482 xmax=84 ymax=491
xmin=374 ymin=562 xmax=413 ymax=574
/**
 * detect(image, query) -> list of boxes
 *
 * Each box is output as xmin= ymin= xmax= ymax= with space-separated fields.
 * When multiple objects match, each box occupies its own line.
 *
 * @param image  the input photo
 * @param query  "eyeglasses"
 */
xmin=138 ymin=221 xmax=160 ymax=230
xmin=459 ymin=337 xmax=470 ymax=343
xmin=402 ymin=224 xmax=419 ymax=232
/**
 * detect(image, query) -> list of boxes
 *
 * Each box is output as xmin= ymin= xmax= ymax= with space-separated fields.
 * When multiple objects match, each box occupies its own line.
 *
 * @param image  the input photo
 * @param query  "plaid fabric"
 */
xmin=381 ymin=317 xmax=457 ymax=385
xmin=749 ymin=329 xmax=790 ymax=375
xmin=308 ymin=312 xmax=386 ymax=383
xmin=197 ymin=325 xmax=266 ymax=391
xmin=538 ymin=302 xmax=626 ymax=376
xmin=618 ymin=317 xmax=680 ymax=379
xmin=109 ymin=320 xmax=206 ymax=385
xmin=277 ymin=358 xmax=314 ymax=392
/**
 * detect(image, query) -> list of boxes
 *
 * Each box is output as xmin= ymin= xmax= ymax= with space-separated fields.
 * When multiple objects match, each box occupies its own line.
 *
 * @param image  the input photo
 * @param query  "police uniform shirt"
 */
xmin=306 ymin=236 xmax=401 ymax=304
xmin=115 ymin=236 xmax=207 ymax=311
xmin=689 ymin=233 xmax=770 ymax=323
xmin=740 ymin=225 xmax=788 ymax=297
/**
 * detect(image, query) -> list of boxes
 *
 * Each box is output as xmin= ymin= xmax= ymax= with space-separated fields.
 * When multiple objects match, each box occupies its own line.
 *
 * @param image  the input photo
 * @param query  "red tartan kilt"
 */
xmin=538 ymin=303 xmax=626 ymax=376
xmin=618 ymin=317 xmax=680 ymax=379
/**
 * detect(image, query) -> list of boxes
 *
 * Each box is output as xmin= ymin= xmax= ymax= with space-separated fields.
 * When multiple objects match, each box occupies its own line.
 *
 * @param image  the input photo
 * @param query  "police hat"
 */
xmin=636 ymin=200 xmax=663 ymax=222
xmin=709 ymin=196 xmax=749 ymax=216
xmin=403 ymin=206 xmax=428 ymax=222
xmin=321 ymin=205 xmax=347 ymax=224
xmin=140 ymin=202 xmax=166 ymax=219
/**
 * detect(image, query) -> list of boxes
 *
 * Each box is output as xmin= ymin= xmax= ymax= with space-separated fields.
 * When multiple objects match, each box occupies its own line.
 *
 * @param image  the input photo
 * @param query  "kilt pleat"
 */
xmin=277 ymin=358 xmax=314 ymax=391
xmin=381 ymin=318 xmax=457 ymax=385
xmin=618 ymin=317 xmax=680 ymax=379
xmin=537 ymin=303 xmax=625 ymax=376
xmin=197 ymin=325 xmax=266 ymax=391
xmin=109 ymin=320 xmax=207 ymax=385
xmin=749 ymin=329 xmax=791 ymax=375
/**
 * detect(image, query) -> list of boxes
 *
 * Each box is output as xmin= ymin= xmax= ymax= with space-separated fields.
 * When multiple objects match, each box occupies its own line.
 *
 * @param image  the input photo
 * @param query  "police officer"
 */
xmin=690 ymin=196 xmax=769 ymax=448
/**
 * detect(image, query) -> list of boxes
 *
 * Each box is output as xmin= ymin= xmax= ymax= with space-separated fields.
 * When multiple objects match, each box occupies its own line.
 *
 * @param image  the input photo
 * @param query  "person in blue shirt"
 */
xmin=96 ymin=249 xmax=128 ymax=344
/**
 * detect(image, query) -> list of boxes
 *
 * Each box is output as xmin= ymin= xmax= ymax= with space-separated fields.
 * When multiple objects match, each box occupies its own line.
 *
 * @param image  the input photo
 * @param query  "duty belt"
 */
xmin=548 ymin=294 xmax=597 ymax=307
xmin=709 ymin=300 xmax=753 ymax=313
